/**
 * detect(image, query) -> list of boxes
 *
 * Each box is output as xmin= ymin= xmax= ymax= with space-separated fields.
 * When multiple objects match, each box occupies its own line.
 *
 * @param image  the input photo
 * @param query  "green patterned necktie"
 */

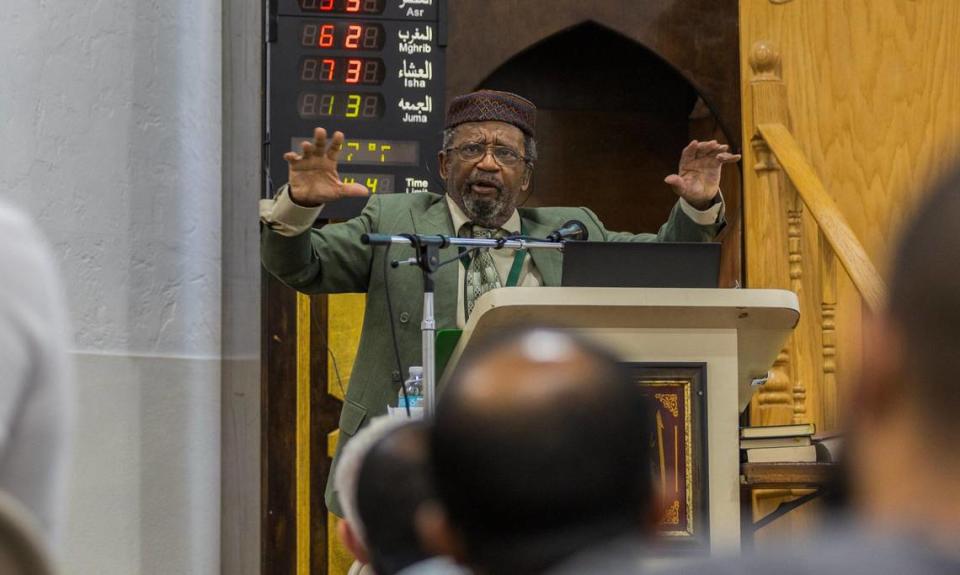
xmin=464 ymin=225 xmax=503 ymax=320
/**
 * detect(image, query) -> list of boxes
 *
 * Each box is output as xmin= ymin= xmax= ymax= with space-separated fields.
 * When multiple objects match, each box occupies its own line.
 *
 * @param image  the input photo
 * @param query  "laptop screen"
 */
xmin=560 ymin=242 xmax=721 ymax=288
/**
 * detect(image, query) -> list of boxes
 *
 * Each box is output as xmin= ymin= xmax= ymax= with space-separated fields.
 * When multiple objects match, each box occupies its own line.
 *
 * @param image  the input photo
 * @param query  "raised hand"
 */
xmin=664 ymin=140 xmax=742 ymax=210
xmin=284 ymin=128 xmax=370 ymax=207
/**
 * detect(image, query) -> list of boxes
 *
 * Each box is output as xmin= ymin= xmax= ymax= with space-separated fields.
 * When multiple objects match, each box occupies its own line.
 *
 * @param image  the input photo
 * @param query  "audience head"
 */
xmin=885 ymin=168 xmax=960 ymax=436
xmin=0 ymin=491 xmax=55 ymax=575
xmin=426 ymin=328 xmax=655 ymax=574
xmin=333 ymin=416 xmax=411 ymax=565
xmin=853 ymin=167 xmax=960 ymax=535
xmin=355 ymin=421 xmax=435 ymax=575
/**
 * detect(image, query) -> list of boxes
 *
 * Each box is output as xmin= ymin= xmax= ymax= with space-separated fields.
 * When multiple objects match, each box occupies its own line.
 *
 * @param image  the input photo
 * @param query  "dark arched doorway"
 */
xmin=476 ymin=22 xmax=741 ymax=284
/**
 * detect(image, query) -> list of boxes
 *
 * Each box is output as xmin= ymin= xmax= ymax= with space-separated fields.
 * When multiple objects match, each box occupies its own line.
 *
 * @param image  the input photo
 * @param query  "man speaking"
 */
xmin=260 ymin=90 xmax=741 ymax=515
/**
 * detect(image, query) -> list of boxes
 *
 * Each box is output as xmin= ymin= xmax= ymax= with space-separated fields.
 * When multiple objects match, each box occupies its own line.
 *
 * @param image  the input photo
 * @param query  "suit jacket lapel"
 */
xmin=410 ymin=196 xmax=459 ymax=328
xmin=522 ymin=216 xmax=563 ymax=286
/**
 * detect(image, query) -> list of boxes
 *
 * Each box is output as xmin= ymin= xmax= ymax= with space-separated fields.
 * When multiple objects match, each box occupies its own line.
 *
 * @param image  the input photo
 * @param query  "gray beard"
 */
xmin=457 ymin=187 xmax=511 ymax=228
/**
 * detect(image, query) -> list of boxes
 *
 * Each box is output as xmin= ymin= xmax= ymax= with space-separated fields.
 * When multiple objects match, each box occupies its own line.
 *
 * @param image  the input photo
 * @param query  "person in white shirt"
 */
xmin=0 ymin=201 xmax=75 ymax=550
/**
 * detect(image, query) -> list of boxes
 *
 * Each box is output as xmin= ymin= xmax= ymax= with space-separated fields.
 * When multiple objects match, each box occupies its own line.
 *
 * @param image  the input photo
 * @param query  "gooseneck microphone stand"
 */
xmin=361 ymin=232 xmax=567 ymax=415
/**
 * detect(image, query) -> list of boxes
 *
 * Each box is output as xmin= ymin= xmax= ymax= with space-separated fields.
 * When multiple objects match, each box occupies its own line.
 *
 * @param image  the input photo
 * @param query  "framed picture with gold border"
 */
xmin=629 ymin=363 xmax=709 ymax=554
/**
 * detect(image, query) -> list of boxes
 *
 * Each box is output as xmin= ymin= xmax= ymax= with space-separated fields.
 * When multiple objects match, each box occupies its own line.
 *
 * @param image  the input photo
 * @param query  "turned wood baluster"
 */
xmin=819 ymin=231 xmax=839 ymax=430
xmin=787 ymin=195 xmax=807 ymax=424
xmin=751 ymin=136 xmax=794 ymax=412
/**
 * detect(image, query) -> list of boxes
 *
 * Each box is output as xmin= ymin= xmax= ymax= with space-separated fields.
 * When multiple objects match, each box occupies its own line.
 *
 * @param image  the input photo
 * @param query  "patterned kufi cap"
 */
xmin=445 ymin=90 xmax=536 ymax=137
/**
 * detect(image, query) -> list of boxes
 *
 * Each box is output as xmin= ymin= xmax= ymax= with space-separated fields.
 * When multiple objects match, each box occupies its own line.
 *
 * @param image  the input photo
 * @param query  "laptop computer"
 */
xmin=560 ymin=242 xmax=721 ymax=288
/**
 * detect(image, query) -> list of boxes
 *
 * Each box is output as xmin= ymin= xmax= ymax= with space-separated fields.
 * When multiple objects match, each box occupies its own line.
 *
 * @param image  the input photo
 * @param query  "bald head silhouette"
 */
xmin=430 ymin=328 xmax=654 ymax=574
xmin=355 ymin=422 xmax=435 ymax=575
xmin=887 ymin=169 xmax=960 ymax=428
xmin=840 ymin=167 xmax=960 ymax=550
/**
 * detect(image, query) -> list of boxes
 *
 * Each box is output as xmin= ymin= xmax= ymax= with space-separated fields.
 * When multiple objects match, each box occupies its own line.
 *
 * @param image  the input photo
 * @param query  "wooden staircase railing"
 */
xmin=748 ymin=41 xmax=887 ymax=430
xmin=757 ymin=123 xmax=885 ymax=312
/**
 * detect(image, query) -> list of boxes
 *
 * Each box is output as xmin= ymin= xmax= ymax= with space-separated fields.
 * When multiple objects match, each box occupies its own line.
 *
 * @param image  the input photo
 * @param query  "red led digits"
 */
xmin=300 ymin=57 xmax=383 ymax=85
xmin=321 ymin=59 xmax=335 ymax=81
xmin=299 ymin=0 xmax=384 ymax=14
xmin=345 ymin=59 xmax=362 ymax=84
xmin=345 ymin=25 xmax=362 ymax=49
xmin=300 ymin=22 xmax=384 ymax=51
xmin=318 ymin=24 xmax=335 ymax=48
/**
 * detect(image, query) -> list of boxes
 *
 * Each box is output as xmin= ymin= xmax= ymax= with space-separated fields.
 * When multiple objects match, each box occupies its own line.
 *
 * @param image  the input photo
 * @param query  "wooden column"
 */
xmin=262 ymin=278 xmax=342 ymax=575
xmin=745 ymin=39 xmax=823 ymax=541
xmin=747 ymin=41 xmax=798 ymax=425
xmin=263 ymin=276 xmax=298 ymax=575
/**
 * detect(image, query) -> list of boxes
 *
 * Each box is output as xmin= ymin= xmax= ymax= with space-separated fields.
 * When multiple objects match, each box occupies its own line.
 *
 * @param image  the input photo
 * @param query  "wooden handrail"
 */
xmin=757 ymin=122 xmax=886 ymax=312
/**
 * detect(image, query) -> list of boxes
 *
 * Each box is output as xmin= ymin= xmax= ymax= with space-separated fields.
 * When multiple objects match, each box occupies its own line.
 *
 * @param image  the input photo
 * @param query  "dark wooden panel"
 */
xmin=479 ymin=23 xmax=697 ymax=234
xmin=474 ymin=17 xmax=742 ymax=285
xmin=520 ymin=109 xmax=689 ymax=235
xmin=311 ymin=295 xmax=343 ymax=573
xmin=446 ymin=0 xmax=741 ymax=148
xmin=262 ymin=274 xmax=298 ymax=575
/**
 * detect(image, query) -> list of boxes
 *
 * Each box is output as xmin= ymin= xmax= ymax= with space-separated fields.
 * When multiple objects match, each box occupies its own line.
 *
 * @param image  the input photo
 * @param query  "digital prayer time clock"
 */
xmin=269 ymin=0 xmax=446 ymax=218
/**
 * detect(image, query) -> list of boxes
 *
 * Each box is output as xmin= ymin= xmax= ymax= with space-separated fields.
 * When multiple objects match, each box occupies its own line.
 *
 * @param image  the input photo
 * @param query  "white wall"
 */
xmin=0 ymin=1 xmax=223 ymax=573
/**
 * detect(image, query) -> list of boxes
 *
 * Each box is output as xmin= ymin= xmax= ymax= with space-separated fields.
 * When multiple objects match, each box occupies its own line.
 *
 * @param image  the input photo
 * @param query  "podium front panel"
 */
xmin=633 ymin=364 xmax=709 ymax=554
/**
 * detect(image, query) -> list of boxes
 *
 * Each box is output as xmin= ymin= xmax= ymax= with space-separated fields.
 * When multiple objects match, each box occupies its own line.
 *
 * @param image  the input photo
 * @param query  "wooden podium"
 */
xmin=441 ymin=287 xmax=799 ymax=553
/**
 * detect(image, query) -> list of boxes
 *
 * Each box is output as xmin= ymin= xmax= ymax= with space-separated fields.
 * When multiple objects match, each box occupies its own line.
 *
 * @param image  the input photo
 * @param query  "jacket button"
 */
xmin=399 ymin=312 xmax=410 ymax=323
xmin=391 ymin=370 xmax=401 ymax=381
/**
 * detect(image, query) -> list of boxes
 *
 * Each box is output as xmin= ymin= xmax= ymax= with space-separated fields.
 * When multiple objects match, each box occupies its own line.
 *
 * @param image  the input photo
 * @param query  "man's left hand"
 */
xmin=664 ymin=140 xmax=742 ymax=210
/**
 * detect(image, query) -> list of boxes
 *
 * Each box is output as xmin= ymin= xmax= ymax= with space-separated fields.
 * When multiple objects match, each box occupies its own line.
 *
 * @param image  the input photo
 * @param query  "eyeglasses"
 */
xmin=445 ymin=143 xmax=527 ymax=167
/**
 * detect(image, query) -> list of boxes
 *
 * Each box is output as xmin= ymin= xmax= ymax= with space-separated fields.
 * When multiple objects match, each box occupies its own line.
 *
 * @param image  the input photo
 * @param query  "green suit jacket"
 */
xmin=261 ymin=191 xmax=722 ymax=515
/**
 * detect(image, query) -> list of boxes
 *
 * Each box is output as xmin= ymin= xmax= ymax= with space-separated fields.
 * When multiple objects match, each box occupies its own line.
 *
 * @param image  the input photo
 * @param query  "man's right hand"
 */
xmin=283 ymin=128 xmax=371 ymax=207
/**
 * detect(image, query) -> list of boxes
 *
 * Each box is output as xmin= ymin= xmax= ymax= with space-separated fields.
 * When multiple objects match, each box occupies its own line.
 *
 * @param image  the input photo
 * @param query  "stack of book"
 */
xmin=740 ymin=423 xmax=817 ymax=463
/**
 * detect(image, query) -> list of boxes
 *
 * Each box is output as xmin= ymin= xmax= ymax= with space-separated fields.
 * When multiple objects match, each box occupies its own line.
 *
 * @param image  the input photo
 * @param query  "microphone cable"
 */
xmin=382 ymin=243 xmax=411 ymax=417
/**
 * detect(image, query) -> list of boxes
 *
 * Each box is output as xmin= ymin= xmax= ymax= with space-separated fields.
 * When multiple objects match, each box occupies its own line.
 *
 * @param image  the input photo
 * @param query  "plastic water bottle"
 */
xmin=389 ymin=366 xmax=424 ymax=419
xmin=399 ymin=366 xmax=423 ymax=408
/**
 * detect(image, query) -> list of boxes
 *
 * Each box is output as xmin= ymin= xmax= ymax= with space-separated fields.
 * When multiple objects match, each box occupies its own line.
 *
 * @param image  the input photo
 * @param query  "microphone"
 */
xmin=546 ymin=220 xmax=589 ymax=242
